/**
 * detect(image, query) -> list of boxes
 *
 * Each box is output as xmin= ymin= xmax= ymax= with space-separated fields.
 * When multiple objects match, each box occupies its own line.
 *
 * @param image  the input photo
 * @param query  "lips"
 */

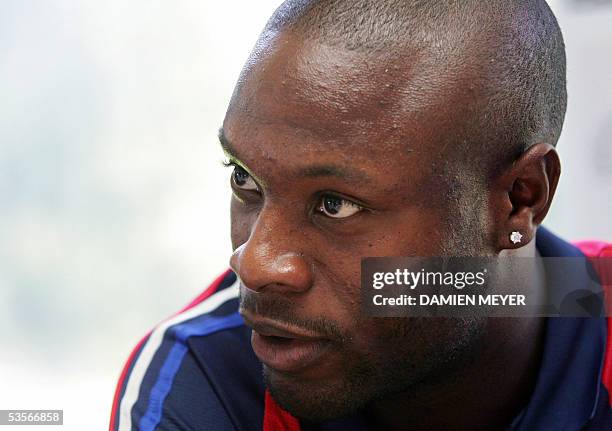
xmin=242 ymin=314 xmax=331 ymax=373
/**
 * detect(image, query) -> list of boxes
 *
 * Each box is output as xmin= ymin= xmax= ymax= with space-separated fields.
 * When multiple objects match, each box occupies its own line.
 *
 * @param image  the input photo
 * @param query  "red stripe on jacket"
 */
xmin=263 ymin=390 xmax=301 ymax=431
xmin=575 ymin=240 xmax=612 ymax=406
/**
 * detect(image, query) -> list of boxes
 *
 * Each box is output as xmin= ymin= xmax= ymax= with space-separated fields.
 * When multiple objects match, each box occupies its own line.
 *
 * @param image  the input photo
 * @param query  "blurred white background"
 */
xmin=0 ymin=1 xmax=610 ymax=430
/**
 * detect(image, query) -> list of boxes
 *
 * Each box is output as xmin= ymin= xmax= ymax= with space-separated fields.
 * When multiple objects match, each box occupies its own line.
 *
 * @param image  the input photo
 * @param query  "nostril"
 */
xmin=238 ymin=279 xmax=261 ymax=295
xmin=229 ymin=243 xmax=246 ymax=274
xmin=230 ymin=240 xmax=313 ymax=294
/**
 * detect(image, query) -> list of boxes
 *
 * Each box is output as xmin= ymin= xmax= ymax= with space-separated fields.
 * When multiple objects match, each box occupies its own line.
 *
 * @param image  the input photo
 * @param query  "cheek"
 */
xmin=370 ymin=210 xmax=450 ymax=256
xmin=310 ymin=214 xmax=441 ymax=308
xmin=341 ymin=318 xmax=428 ymax=372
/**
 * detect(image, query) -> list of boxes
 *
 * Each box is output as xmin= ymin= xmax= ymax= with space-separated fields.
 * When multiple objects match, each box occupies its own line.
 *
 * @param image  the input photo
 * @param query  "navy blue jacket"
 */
xmin=110 ymin=227 xmax=612 ymax=430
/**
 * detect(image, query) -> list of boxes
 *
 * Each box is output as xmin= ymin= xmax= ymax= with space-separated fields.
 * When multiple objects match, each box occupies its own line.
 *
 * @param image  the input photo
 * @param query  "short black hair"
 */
xmin=264 ymin=0 xmax=567 ymax=168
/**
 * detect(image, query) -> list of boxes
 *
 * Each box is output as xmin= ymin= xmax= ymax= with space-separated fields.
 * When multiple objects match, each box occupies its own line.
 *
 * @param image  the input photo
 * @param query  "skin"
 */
xmin=223 ymin=28 xmax=561 ymax=431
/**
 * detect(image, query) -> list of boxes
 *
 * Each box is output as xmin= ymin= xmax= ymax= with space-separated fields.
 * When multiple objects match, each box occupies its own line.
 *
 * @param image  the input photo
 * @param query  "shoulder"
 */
xmin=109 ymin=270 xmax=265 ymax=431
xmin=574 ymin=240 xmax=612 ymax=429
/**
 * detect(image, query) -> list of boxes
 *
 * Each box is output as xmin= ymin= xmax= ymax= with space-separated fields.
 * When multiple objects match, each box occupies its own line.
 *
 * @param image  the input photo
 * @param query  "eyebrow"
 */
xmin=218 ymin=128 xmax=372 ymax=183
xmin=300 ymin=164 xmax=371 ymax=182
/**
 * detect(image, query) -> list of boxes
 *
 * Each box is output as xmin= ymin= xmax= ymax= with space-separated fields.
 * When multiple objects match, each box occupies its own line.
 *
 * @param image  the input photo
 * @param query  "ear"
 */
xmin=491 ymin=143 xmax=561 ymax=251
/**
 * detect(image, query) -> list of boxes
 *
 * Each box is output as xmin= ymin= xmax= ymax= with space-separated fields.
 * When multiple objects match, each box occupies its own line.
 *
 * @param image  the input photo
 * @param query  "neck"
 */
xmin=364 ymin=316 xmax=545 ymax=431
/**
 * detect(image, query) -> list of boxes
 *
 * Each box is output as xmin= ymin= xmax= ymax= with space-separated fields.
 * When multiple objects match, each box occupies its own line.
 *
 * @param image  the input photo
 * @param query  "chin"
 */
xmin=263 ymin=365 xmax=372 ymax=423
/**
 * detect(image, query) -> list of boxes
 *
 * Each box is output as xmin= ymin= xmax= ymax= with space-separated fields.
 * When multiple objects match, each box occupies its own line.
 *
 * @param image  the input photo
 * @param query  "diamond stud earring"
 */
xmin=510 ymin=231 xmax=523 ymax=244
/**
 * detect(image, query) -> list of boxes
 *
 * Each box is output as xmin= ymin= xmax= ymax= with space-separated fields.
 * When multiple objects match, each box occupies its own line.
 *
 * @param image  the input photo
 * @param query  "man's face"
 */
xmin=224 ymin=31 xmax=491 ymax=421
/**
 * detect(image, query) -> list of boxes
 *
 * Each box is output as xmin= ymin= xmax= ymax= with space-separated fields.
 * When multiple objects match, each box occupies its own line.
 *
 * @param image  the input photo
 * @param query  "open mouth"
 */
xmin=240 ymin=312 xmax=333 ymax=373
xmin=250 ymin=330 xmax=331 ymax=373
xmin=263 ymin=334 xmax=294 ymax=343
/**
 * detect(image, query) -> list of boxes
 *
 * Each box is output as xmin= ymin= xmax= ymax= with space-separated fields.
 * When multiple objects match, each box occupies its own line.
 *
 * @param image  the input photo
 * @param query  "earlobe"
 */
xmin=494 ymin=143 xmax=561 ymax=251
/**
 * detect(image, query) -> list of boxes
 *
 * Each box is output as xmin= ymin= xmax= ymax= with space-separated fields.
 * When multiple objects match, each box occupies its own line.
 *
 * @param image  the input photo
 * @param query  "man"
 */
xmin=110 ymin=1 xmax=612 ymax=430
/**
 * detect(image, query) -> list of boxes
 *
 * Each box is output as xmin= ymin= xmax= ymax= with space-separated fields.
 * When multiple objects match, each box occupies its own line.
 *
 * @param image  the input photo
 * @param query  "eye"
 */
xmin=318 ymin=195 xmax=363 ymax=219
xmin=230 ymin=165 xmax=258 ymax=191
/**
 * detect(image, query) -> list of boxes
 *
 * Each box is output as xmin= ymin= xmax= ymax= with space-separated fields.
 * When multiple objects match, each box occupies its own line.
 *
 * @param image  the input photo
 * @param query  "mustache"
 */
xmin=239 ymin=284 xmax=348 ymax=342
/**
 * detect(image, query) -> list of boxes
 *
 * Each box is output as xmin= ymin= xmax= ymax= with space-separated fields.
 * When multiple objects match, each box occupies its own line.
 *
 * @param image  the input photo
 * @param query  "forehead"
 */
xmin=223 ymin=30 xmax=481 ymax=182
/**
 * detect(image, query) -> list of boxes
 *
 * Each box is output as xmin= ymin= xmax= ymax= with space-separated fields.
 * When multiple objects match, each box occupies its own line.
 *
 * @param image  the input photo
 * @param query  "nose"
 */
xmin=229 ymin=209 xmax=313 ymax=294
